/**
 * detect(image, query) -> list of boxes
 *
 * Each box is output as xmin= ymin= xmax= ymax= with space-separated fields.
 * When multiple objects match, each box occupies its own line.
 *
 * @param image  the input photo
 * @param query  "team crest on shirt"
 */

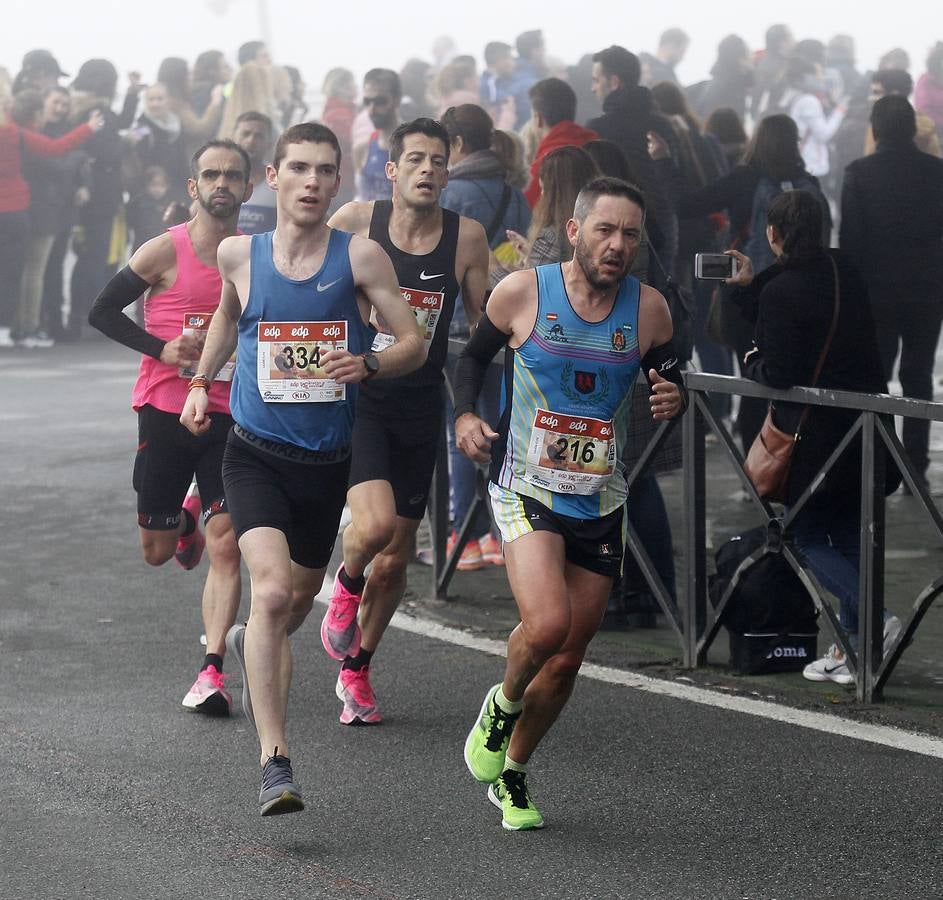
xmin=561 ymin=361 xmax=609 ymax=404
xmin=574 ymin=371 xmax=596 ymax=394
xmin=611 ymin=328 xmax=627 ymax=352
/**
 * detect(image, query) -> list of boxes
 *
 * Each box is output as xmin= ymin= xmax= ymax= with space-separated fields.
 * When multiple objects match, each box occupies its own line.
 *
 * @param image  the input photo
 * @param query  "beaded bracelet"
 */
xmin=188 ymin=375 xmax=211 ymax=392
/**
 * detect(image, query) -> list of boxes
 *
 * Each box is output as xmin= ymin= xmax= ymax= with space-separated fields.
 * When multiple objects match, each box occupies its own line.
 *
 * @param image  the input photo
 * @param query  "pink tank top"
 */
xmin=131 ymin=223 xmax=232 ymax=416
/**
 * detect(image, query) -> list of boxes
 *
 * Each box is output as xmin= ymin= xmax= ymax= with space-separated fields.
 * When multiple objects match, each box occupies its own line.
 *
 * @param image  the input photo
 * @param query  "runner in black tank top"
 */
xmin=361 ymin=198 xmax=461 ymax=411
xmin=322 ymin=119 xmax=490 ymax=726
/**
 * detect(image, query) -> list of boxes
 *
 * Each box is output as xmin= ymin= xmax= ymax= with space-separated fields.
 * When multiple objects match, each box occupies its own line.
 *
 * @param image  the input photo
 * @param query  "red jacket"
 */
xmin=524 ymin=120 xmax=599 ymax=208
xmin=0 ymin=121 xmax=93 ymax=214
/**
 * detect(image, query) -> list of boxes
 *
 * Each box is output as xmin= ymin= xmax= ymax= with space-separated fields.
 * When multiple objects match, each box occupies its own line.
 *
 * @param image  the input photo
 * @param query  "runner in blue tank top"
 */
xmin=322 ymin=118 xmax=490 ymax=727
xmin=453 ymin=177 xmax=687 ymax=831
xmin=180 ymin=123 xmax=424 ymax=817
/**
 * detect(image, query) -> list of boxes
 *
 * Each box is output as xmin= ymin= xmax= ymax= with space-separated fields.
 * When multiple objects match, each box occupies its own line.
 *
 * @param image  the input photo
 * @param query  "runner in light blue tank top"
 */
xmin=490 ymin=262 xmax=641 ymax=519
xmin=450 ymin=177 xmax=686 ymax=831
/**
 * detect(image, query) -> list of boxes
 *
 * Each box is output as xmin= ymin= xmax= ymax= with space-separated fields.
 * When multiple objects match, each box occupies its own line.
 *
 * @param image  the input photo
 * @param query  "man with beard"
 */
xmin=453 ymin=177 xmax=685 ymax=830
xmin=89 ymin=140 xmax=252 ymax=718
xmin=353 ymin=68 xmax=402 ymax=201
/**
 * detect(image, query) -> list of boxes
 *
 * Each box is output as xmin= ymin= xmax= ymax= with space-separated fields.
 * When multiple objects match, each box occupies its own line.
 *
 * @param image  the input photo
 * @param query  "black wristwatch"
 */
xmin=361 ymin=352 xmax=380 ymax=380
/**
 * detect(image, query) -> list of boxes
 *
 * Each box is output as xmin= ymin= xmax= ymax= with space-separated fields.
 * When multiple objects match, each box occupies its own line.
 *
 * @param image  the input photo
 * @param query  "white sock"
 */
xmin=494 ymin=685 xmax=523 ymax=714
xmin=504 ymin=755 xmax=527 ymax=774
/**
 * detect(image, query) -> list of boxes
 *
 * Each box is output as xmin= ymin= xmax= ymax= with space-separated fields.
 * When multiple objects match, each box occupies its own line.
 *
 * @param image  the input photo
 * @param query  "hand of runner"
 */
xmin=456 ymin=413 xmax=499 ymax=464
xmin=321 ymin=348 xmax=369 ymax=383
xmin=180 ymin=389 xmax=211 ymax=435
xmin=160 ymin=334 xmax=203 ymax=368
xmin=649 ymin=370 xmax=683 ymax=421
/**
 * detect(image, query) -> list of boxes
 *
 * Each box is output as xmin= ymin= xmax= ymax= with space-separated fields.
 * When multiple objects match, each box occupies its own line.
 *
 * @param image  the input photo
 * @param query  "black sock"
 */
xmin=180 ymin=508 xmax=197 ymax=537
xmin=202 ymin=653 xmax=223 ymax=673
xmin=338 ymin=567 xmax=366 ymax=594
xmin=342 ymin=647 xmax=374 ymax=671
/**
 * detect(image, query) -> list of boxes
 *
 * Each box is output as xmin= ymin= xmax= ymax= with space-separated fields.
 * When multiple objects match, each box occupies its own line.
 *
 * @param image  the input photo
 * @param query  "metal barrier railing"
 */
xmin=430 ymin=346 xmax=943 ymax=703
xmin=682 ymin=373 xmax=943 ymax=702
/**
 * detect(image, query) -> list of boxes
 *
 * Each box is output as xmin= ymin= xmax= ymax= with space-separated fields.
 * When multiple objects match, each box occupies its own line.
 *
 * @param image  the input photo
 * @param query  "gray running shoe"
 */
xmin=225 ymin=623 xmax=254 ymax=729
xmin=259 ymin=751 xmax=304 ymax=816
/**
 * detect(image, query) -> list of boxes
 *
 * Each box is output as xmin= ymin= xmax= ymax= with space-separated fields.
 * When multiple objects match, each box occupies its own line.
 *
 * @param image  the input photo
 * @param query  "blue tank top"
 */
xmin=359 ymin=132 xmax=393 ymax=201
xmin=230 ymin=229 xmax=370 ymax=452
xmin=490 ymin=263 xmax=642 ymax=518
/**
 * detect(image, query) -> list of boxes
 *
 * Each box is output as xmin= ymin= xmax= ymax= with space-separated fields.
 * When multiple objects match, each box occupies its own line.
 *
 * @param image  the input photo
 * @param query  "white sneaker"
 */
xmin=883 ymin=615 xmax=902 ymax=656
xmin=0 ymin=327 xmax=14 ymax=348
xmin=803 ymin=644 xmax=854 ymax=684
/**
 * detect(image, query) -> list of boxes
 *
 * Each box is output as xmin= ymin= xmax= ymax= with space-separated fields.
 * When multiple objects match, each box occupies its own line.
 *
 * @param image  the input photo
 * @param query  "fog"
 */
xmin=7 ymin=0 xmax=938 ymax=105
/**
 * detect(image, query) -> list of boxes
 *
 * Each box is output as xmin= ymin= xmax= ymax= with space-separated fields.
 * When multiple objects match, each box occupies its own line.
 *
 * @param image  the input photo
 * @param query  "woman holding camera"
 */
xmin=727 ymin=189 xmax=901 ymax=685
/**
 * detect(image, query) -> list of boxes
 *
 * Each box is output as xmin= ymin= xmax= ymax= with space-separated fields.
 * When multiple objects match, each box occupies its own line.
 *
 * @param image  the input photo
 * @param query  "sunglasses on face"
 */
xmin=363 ymin=96 xmax=392 ymax=108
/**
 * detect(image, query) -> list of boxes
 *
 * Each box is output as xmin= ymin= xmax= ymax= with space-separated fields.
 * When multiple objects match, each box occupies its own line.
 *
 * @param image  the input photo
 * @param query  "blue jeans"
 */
xmin=790 ymin=498 xmax=870 ymax=645
xmin=625 ymin=471 xmax=677 ymax=604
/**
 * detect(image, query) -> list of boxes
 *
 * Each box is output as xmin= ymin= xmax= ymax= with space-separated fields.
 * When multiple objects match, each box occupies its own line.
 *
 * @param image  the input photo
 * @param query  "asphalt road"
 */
xmin=2 ymin=342 xmax=942 ymax=900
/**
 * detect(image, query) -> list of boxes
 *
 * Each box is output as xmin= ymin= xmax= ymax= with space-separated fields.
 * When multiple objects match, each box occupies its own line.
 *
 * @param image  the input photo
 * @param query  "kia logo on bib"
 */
xmin=291 ymin=391 xmax=311 ymax=401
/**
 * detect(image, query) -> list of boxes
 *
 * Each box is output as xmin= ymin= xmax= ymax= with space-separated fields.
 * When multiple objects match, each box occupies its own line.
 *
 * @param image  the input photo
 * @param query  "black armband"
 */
xmin=453 ymin=312 xmax=509 ymax=418
xmin=642 ymin=339 xmax=688 ymax=410
xmin=88 ymin=266 xmax=165 ymax=360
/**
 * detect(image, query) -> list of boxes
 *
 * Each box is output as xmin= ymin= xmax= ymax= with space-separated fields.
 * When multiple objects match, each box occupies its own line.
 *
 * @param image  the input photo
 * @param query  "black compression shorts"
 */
xmin=490 ymin=486 xmax=625 ymax=578
xmin=222 ymin=428 xmax=349 ymax=570
xmin=348 ymin=396 xmax=443 ymax=520
xmin=133 ymin=404 xmax=232 ymax=530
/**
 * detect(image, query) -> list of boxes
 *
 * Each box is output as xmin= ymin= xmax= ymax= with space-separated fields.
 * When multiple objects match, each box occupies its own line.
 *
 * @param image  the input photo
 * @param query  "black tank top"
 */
xmin=362 ymin=200 xmax=461 ymax=411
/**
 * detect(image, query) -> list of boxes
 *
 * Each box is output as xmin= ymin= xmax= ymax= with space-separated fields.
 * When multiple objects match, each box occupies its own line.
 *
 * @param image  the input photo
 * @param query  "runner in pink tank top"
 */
xmin=131 ymin=222 xmax=233 ymax=416
xmin=88 ymin=139 xmax=253 ymax=719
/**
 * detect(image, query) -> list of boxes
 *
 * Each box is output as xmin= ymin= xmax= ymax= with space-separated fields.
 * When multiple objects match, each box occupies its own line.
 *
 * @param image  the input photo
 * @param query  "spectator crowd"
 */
xmin=2 ymin=26 xmax=942 ymax=671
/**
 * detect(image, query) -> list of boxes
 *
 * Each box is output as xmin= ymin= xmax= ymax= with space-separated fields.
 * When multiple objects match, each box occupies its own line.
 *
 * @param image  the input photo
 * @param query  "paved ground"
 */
xmin=2 ymin=341 xmax=943 ymax=899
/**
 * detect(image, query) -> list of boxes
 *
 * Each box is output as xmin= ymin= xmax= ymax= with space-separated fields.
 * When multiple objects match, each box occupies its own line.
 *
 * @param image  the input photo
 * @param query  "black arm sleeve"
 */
xmin=641 ymin=339 xmax=688 ymax=411
xmin=452 ymin=312 xmax=510 ymax=418
xmin=88 ymin=266 xmax=165 ymax=360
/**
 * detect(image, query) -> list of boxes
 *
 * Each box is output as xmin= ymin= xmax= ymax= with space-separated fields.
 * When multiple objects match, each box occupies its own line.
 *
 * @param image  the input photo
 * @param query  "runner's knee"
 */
xmin=139 ymin=531 xmax=176 ymax=567
xmin=352 ymin=513 xmax=396 ymax=558
xmin=205 ymin=521 xmax=241 ymax=573
xmin=520 ymin=615 xmax=571 ymax=661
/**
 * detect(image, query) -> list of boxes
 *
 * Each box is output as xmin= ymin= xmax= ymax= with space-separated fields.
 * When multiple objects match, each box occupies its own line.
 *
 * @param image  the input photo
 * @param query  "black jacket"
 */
xmin=738 ymin=250 xmax=892 ymax=504
xmin=587 ymin=86 xmax=682 ymax=270
xmin=839 ymin=140 xmax=943 ymax=305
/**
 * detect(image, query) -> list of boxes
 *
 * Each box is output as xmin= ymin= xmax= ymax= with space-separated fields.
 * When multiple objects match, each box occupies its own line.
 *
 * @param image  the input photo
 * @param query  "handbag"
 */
xmin=743 ymin=256 xmax=840 ymax=502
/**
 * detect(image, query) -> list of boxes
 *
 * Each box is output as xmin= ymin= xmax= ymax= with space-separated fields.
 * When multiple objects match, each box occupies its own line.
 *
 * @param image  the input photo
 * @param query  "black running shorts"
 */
xmin=222 ymin=428 xmax=350 ymax=570
xmin=133 ymin=404 xmax=232 ymax=530
xmin=490 ymin=485 xmax=624 ymax=578
xmin=347 ymin=396 xmax=442 ymax=520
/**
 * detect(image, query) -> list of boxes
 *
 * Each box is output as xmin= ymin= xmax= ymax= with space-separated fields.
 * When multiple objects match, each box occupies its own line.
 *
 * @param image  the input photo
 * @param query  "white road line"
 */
xmin=316 ymin=571 xmax=943 ymax=761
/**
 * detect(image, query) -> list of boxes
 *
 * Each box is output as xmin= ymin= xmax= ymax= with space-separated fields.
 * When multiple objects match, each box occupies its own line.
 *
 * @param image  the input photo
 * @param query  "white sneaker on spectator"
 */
xmin=804 ymin=618 xmax=902 ymax=686
xmin=803 ymin=644 xmax=854 ymax=684
xmin=883 ymin=615 xmax=902 ymax=656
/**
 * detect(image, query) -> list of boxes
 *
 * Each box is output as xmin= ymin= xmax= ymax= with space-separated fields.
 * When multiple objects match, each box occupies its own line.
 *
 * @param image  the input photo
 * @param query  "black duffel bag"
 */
xmin=709 ymin=526 xmax=818 ymax=674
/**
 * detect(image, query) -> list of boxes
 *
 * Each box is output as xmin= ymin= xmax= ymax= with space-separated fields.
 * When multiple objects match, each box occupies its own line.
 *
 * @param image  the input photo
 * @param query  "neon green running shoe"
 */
xmin=488 ymin=770 xmax=545 ymax=831
xmin=463 ymin=684 xmax=520 ymax=783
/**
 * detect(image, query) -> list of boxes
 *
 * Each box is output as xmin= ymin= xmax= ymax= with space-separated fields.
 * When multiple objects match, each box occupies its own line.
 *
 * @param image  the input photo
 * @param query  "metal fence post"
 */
xmin=682 ymin=390 xmax=706 ymax=667
xmin=858 ymin=412 xmax=885 ymax=702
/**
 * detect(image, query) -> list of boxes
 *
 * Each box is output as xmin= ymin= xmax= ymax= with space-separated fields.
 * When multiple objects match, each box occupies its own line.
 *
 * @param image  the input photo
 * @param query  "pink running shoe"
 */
xmin=479 ymin=533 xmax=505 ymax=567
xmin=181 ymin=665 xmax=231 ymax=716
xmin=320 ymin=566 xmax=363 ymax=660
xmin=175 ymin=485 xmax=205 ymax=570
xmin=336 ymin=666 xmax=381 ymax=725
